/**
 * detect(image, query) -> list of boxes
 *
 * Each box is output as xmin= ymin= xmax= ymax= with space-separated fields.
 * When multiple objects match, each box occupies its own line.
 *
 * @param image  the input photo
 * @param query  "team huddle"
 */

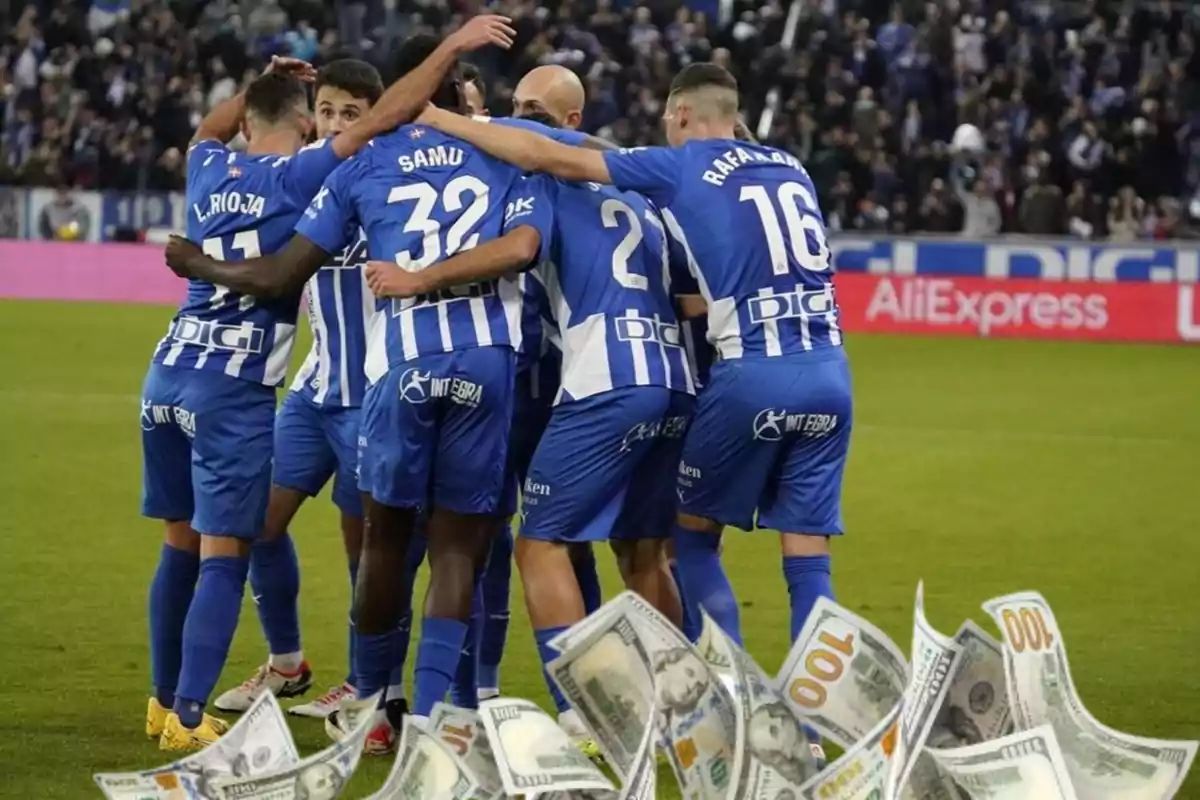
xmin=142 ymin=13 xmax=853 ymax=764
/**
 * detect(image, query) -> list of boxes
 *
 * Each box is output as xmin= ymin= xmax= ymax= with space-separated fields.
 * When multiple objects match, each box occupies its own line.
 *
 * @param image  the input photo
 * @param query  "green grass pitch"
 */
xmin=0 ymin=299 xmax=1197 ymax=799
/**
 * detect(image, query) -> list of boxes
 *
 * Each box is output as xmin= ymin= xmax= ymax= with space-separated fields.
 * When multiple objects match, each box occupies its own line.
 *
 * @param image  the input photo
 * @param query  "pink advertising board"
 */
xmin=0 ymin=241 xmax=185 ymax=304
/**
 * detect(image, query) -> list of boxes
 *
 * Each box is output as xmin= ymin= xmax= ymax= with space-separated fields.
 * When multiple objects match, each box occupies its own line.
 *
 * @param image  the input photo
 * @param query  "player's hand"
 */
xmin=164 ymin=235 xmax=203 ymax=278
xmin=264 ymin=55 xmax=317 ymax=83
xmin=365 ymin=260 xmax=428 ymax=298
xmin=446 ymin=14 xmax=516 ymax=52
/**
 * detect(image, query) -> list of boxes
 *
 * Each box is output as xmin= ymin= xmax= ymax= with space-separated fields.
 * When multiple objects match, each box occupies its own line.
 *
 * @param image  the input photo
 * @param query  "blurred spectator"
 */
xmin=2 ymin=0 xmax=1200 ymax=241
xmin=38 ymin=184 xmax=90 ymax=240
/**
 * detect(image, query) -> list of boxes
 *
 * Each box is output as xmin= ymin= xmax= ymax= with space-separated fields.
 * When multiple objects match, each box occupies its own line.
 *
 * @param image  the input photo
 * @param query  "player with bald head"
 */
xmin=512 ymin=65 xmax=586 ymax=129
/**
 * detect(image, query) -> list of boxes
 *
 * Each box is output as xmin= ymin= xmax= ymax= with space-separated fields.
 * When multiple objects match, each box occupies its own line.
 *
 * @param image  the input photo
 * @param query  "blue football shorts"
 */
xmin=613 ymin=391 xmax=695 ymax=541
xmin=520 ymin=385 xmax=679 ymax=544
xmin=140 ymin=363 xmax=275 ymax=538
xmin=273 ymin=390 xmax=363 ymax=516
xmin=676 ymin=349 xmax=852 ymax=534
xmin=358 ymin=346 xmax=515 ymax=515
xmin=502 ymin=348 xmax=560 ymax=517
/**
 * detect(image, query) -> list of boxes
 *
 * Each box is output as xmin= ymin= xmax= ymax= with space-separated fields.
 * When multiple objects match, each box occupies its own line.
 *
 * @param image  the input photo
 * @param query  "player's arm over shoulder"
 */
xmin=420 ymin=106 xmax=612 ymax=185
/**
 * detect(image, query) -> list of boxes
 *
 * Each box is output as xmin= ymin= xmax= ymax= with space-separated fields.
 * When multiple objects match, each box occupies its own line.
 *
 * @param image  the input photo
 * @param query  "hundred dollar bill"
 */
xmin=703 ymin=615 xmax=818 ymax=800
xmin=927 ymin=621 xmax=1013 ymax=750
xmin=206 ymin=692 xmax=378 ymax=800
xmin=777 ymin=595 xmax=909 ymax=749
xmin=551 ymin=590 xmax=740 ymax=800
xmin=799 ymin=701 xmax=904 ymax=800
xmin=95 ymin=693 xmax=300 ymax=799
xmin=888 ymin=582 xmax=963 ymax=798
xmin=366 ymin=721 xmax=484 ymax=800
xmin=547 ymin=612 xmax=658 ymax=782
xmin=983 ymin=591 xmax=1198 ymax=799
xmin=617 ymin=700 xmax=659 ymax=800
xmin=428 ymin=703 xmax=503 ymax=797
xmin=928 ymin=724 xmax=1078 ymax=799
xmin=479 ymin=697 xmax=615 ymax=796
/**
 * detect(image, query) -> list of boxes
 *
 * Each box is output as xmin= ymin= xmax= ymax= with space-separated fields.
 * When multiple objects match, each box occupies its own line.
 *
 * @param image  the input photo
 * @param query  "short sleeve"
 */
xmin=294 ymin=159 xmax=358 ymax=256
xmin=602 ymin=146 xmax=682 ymax=207
xmin=502 ymin=174 xmax=555 ymax=265
xmin=186 ymin=139 xmax=229 ymax=189
xmin=281 ymin=137 xmax=345 ymax=204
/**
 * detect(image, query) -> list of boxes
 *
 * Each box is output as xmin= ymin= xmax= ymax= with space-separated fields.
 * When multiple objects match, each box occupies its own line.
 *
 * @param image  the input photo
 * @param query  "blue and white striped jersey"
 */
xmin=504 ymin=174 xmax=694 ymax=403
xmin=290 ymin=228 xmax=374 ymax=407
xmin=487 ymin=115 xmax=592 ymax=371
xmin=153 ymin=138 xmax=343 ymax=386
xmin=295 ymin=124 xmax=524 ymax=383
xmin=603 ymin=140 xmax=843 ymax=361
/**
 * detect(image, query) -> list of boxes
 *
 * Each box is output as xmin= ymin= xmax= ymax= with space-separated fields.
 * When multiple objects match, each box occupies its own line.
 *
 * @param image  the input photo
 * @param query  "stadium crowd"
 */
xmin=3 ymin=0 xmax=1200 ymax=238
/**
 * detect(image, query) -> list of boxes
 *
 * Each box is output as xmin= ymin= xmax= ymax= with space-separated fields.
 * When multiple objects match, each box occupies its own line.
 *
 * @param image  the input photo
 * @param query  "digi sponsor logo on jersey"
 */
xmin=865 ymin=277 xmax=1108 ymax=335
xmin=614 ymin=313 xmax=683 ymax=347
xmin=751 ymin=409 xmax=838 ymax=442
xmin=140 ymin=399 xmax=196 ymax=438
xmin=170 ymin=317 xmax=266 ymax=353
xmin=748 ymin=286 xmax=837 ymax=323
xmin=397 ymin=368 xmax=483 ymax=407
xmin=619 ymin=414 xmax=690 ymax=453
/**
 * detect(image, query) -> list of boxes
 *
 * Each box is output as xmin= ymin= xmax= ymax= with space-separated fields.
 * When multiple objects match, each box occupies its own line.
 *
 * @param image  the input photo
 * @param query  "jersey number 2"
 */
xmin=601 ymin=198 xmax=669 ymax=291
xmin=202 ymin=230 xmax=261 ymax=310
xmin=739 ymin=182 xmax=830 ymax=274
xmin=388 ymin=177 xmax=489 ymax=271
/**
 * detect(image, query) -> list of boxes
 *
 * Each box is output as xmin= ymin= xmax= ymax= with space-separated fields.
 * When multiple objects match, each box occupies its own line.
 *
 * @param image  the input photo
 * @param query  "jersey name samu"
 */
xmin=290 ymin=227 xmax=374 ymax=407
xmin=602 ymin=140 xmax=842 ymax=360
xmin=296 ymin=124 xmax=524 ymax=384
xmin=153 ymin=138 xmax=343 ymax=386
xmin=505 ymin=174 xmax=694 ymax=402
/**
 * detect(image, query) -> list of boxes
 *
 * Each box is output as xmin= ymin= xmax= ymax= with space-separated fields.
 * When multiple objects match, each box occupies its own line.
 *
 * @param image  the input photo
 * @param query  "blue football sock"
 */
xmin=451 ymin=590 xmax=482 ymax=709
xmin=148 ymin=543 xmax=200 ymax=708
xmin=355 ymin=629 xmax=397 ymax=700
xmin=669 ymin=561 xmax=701 ymax=642
xmin=249 ymin=533 xmax=301 ymax=656
xmin=176 ymin=555 xmax=249 ymax=727
xmin=413 ymin=617 xmax=468 ymax=716
xmin=478 ymin=530 xmax=512 ymax=690
xmin=783 ymin=554 xmax=833 ymax=643
xmin=534 ymin=626 xmax=571 ymax=714
xmin=346 ymin=559 xmax=359 ymax=686
xmin=573 ymin=547 xmax=602 ymax=615
xmin=393 ymin=607 xmax=413 ymax=686
xmin=672 ymin=524 xmax=742 ymax=645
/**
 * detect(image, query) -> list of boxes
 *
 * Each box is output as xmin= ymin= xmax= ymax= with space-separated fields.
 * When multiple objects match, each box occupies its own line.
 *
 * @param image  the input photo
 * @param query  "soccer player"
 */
xmin=364 ymin=115 xmax=694 ymax=748
xmin=415 ymin=61 xmax=850 ymax=657
xmin=166 ymin=32 xmax=526 ymax=748
xmin=210 ymin=59 xmax=383 ymax=719
xmin=150 ymin=21 xmax=515 ymax=753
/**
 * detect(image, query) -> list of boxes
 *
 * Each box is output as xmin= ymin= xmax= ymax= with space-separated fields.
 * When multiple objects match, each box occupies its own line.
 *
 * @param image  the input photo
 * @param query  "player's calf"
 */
xmin=411 ymin=506 xmax=494 ymax=720
xmin=671 ymin=512 xmax=743 ymax=645
xmin=515 ymin=537 xmax=594 ymax=749
xmin=609 ymin=539 xmax=683 ymax=629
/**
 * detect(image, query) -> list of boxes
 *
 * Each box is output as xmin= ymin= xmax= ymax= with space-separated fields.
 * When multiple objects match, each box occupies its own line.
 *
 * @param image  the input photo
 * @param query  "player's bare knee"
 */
xmin=780 ymin=532 xmax=830 ymax=557
xmin=199 ymin=534 xmax=249 ymax=560
xmin=676 ymin=511 xmax=721 ymax=535
xmin=163 ymin=520 xmax=200 ymax=554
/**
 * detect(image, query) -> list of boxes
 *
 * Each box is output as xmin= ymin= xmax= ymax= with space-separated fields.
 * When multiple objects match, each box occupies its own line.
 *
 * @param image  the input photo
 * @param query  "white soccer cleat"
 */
xmin=326 ymin=703 xmax=396 ymax=756
xmin=213 ymin=661 xmax=313 ymax=713
xmin=289 ymin=682 xmax=355 ymax=719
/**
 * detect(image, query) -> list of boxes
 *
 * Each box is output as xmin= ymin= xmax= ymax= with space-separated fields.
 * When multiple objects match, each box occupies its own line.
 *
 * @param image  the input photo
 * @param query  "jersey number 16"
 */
xmin=740 ymin=181 xmax=831 ymax=275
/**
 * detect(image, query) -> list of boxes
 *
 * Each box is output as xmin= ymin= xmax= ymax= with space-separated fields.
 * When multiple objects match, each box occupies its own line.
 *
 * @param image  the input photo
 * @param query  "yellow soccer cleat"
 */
xmin=574 ymin=736 xmax=606 ymax=766
xmin=158 ymin=710 xmax=231 ymax=752
xmin=146 ymin=698 xmax=231 ymax=739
